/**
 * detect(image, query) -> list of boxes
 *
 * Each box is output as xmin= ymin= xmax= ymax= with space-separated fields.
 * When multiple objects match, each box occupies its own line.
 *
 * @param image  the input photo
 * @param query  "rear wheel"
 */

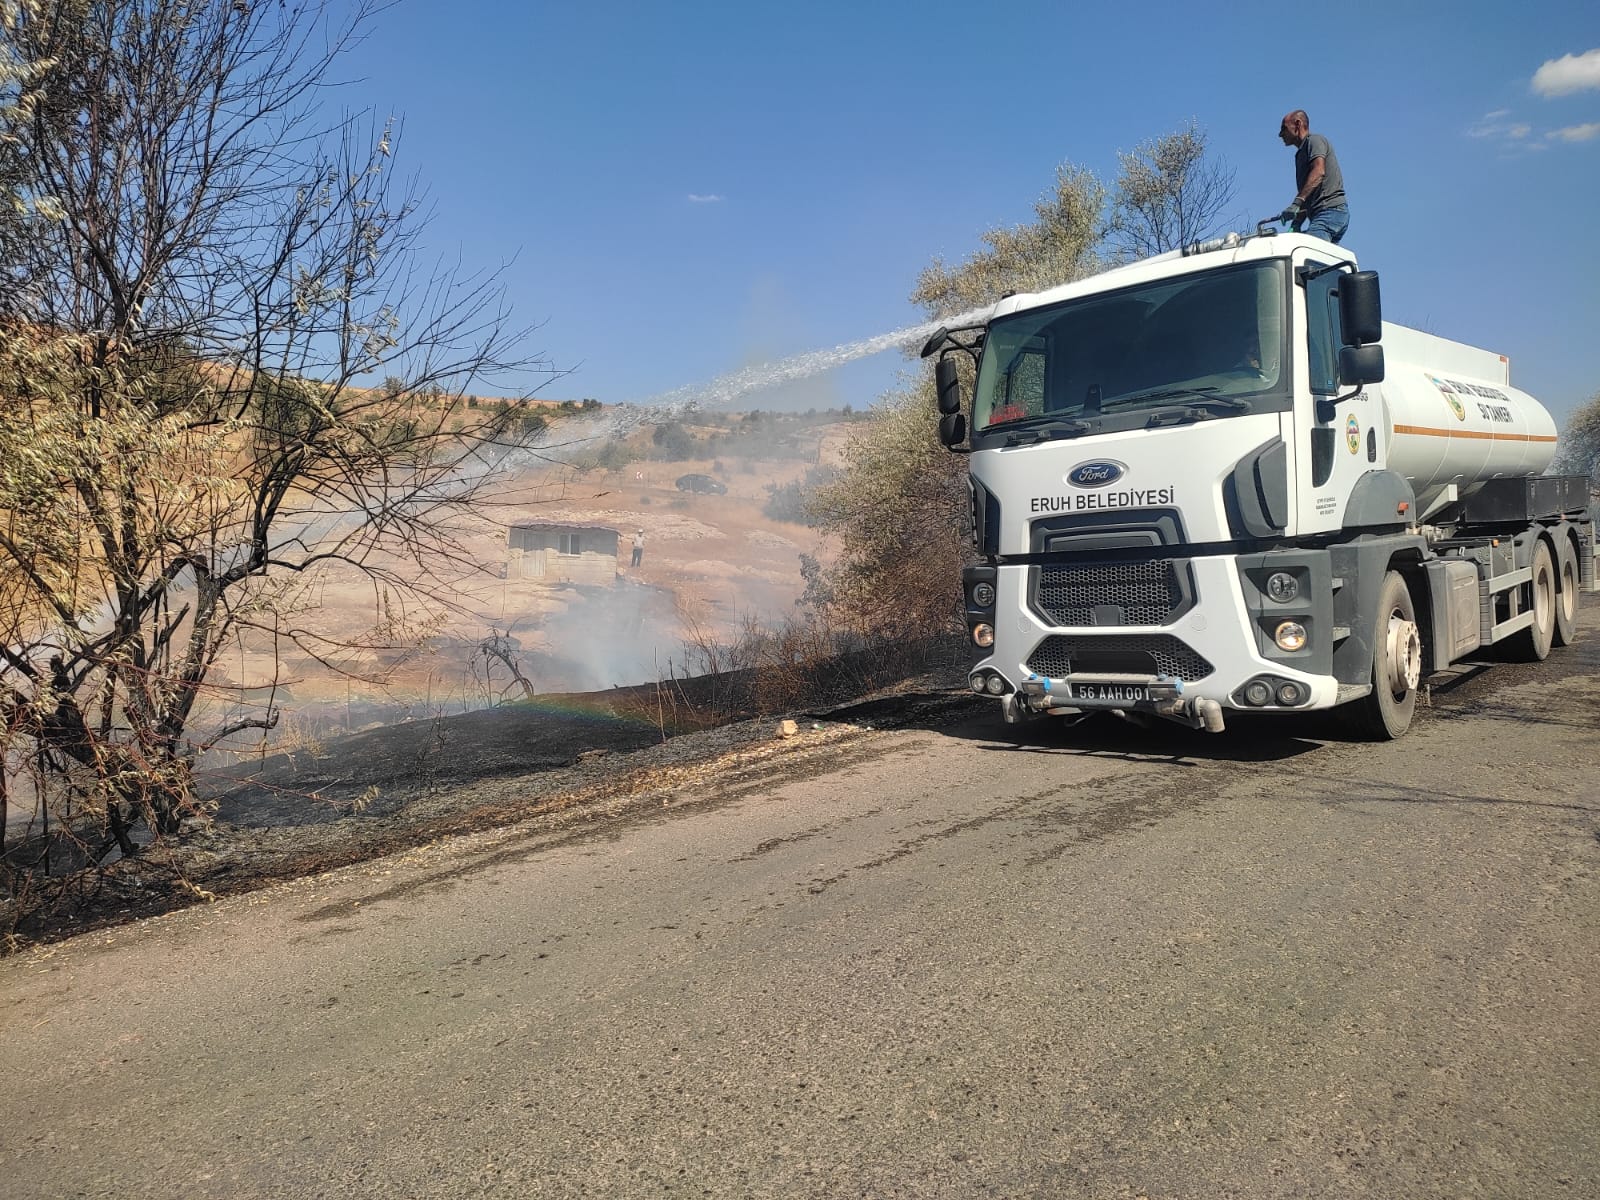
xmin=1508 ymin=540 xmax=1555 ymax=661
xmin=1351 ymin=570 xmax=1421 ymax=740
xmin=1553 ymin=540 xmax=1579 ymax=647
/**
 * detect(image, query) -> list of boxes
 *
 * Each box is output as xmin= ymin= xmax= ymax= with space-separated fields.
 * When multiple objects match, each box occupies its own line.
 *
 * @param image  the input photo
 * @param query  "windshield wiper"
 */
xmin=1111 ymin=387 xmax=1252 ymax=413
xmin=1002 ymin=417 xmax=1091 ymax=445
xmin=1145 ymin=394 xmax=1255 ymax=427
xmin=1145 ymin=405 xmax=1217 ymax=428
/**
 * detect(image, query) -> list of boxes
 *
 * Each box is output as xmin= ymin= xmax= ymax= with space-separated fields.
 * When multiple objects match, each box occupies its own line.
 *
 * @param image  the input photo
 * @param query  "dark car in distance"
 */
xmin=675 ymin=473 xmax=728 ymax=495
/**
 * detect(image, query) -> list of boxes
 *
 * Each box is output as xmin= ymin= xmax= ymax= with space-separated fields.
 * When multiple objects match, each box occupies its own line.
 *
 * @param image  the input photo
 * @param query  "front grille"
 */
xmin=1033 ymin=559 xmax=1188 ymax=626
xmin=1027 ymin=634 xmax=1214 ymax=681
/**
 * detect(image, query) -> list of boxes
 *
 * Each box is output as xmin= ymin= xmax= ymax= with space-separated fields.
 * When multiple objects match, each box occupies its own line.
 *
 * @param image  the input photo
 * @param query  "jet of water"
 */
xmin=616 ymin=303 xmax=997 ymax=429
xmin=469 ymin=302 xmax=997 ymax=473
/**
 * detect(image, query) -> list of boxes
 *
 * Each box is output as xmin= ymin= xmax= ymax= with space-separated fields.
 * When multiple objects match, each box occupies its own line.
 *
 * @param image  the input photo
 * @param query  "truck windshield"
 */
xmin=971 ymin=261 xmax=1289 ymax=434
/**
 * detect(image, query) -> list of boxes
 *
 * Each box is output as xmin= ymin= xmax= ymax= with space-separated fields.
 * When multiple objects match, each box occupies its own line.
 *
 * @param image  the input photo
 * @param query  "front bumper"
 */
xmin=972 ymin=552 xmax=1339 ymax=721
xmin=1003 ymin=674 xmax=1225 ymax=731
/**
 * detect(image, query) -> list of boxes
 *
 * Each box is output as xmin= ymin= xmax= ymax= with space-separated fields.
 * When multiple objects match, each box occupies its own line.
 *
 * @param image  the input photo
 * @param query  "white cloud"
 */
xmin=1531 ymin=48 xmax=1600 ymax=97
xmin=1468 ymin=112 xmax=1532 ymax=140
xmin=686 ymin=193 xmax=724 ymax=204
xmin=1547 ymin=122 xmax=1600 ymax=143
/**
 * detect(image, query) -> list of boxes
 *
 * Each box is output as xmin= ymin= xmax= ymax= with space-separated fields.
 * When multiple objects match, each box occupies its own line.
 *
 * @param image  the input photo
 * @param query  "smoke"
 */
xmin=444 ymin=312 xmax=1003 ymax=710
xmin=529 ymin=581 xmax=686 ymax=691
xmin=228 ymin=318 xmax=1001 ymax=744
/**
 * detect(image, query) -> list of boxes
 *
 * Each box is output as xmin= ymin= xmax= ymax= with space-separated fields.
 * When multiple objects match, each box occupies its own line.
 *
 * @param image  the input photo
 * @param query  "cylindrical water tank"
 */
xmin=1376 ymin=341 xmax=1557 ymax=513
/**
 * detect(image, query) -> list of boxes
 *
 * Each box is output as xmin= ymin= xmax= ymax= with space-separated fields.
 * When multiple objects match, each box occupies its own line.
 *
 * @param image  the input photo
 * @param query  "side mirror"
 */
xmin=1339 ymin=270 xmax=1382 ymax=346
xmin=939 ymin=412 xmax=966 ymax=448
xmin=935 ymin=356 xmax=963 ymax=415
xmin=1339 ymin=343 xmax=1385 ymax=386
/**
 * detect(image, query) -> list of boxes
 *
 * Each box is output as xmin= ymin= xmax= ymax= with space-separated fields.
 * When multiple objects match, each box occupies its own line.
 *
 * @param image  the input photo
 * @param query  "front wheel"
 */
xmin=1350 ymin=570 xmax=1421 ymax=740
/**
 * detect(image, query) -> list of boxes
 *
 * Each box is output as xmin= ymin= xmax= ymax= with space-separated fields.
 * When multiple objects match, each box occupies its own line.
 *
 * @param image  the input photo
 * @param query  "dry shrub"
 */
xmin=804 ymin=387 xmax=971 ymax=641
xmin=751 ymin=615 xmax=956 ymax=714
xmin=608 ymin=604 xmax=960 ymax=736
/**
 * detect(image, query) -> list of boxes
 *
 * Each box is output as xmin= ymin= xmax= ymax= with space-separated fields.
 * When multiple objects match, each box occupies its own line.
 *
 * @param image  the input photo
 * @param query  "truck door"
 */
xmin=1296 ymin=253 xmax=1384 ymax=535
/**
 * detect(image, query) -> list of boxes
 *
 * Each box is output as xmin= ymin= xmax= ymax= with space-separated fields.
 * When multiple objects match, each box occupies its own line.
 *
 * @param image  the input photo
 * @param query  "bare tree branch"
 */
xmin=1107 ymin=121 xmax=1238 ymax=261
xmin=0 ymin=0 xmax=560 ymax=866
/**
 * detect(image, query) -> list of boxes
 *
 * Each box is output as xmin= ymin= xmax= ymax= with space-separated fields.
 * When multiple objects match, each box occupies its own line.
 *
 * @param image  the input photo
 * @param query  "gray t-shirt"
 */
xmin=1296 ymin=133 xmax=1346 ymax=214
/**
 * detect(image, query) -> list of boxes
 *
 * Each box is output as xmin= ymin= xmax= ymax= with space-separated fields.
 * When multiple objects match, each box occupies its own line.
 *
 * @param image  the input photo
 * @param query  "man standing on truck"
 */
xmin=1277 ymin=110 xmax=1349 ymax=244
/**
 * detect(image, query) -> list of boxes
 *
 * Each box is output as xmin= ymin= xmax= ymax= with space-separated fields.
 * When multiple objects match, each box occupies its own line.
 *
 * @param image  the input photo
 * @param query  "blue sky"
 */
xmin=340 ymin=0 xmax=1600 ymax=423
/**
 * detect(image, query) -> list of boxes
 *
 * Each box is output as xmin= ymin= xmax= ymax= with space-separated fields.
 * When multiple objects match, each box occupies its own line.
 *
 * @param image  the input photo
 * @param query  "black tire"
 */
xmin=1351 ymin=570 xmax=1419 ymax=740
xmin=1508 ymin=540 xmax=1555 ymax=662
xmin=1553 ymin=539 xmax=1579 ymax=648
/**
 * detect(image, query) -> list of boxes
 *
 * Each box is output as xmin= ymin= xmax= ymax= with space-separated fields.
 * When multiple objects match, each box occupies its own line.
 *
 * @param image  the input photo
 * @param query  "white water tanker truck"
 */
xmin=922 ymin=228 xmax=1595 ymax=738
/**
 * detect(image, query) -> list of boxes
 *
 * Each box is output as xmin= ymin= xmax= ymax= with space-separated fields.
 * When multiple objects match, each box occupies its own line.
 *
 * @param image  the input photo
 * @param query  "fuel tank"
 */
xmin=1374 ymin=323 xmax=1557 ymax=515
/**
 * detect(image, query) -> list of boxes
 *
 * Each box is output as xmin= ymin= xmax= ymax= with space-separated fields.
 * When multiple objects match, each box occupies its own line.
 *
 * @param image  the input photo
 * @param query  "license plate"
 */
xmin=1068 ymin=682 xmax=1150 ymax=703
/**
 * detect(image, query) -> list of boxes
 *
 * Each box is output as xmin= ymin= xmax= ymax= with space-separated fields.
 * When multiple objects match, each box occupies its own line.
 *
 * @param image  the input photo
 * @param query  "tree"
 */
xmin=596 ymin=437 xmax=634 ymax=471
xmin=807 ymin=168 xmax=1108 ymax=638
xmin=810 ymin=129 xmax=1234 ymax=637
xmin=1107 ymin=121 xmax=1238 ymax=261
xmin=912 ymin=165 xmax=1106 ymax=320
xmin=1555 ymin=389 xmax=1600 ymax=484
xmin=0 ymin=0 xmax=555 ymax=872
xmin=650 ymin=420 xmax=696 ymax=460
xmin=0 ymin=3 xmax=58 ymax=319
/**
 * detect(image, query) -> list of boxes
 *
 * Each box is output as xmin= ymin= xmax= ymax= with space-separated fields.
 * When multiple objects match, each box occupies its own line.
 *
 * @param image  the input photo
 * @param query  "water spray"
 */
xmin=609 ymin=303 xmax=997 ymax=432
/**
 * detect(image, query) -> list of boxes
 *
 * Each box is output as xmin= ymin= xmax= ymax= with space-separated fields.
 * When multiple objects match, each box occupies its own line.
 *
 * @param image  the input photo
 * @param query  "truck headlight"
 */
xmin=1266 ymin=571 xmax=1299 ymax=602
xmin=1274 ymin=621 xmax=1307 ymax=652
xmin=971 ymin=581 xmax=996 ymax=608
xmin=972 ymin=623 xmax=995 ymax=648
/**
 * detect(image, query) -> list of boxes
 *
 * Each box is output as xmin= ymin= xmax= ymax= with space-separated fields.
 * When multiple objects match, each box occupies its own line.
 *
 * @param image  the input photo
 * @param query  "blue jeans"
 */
xmin=1303 ymin=206 xmax=1349 ymax=244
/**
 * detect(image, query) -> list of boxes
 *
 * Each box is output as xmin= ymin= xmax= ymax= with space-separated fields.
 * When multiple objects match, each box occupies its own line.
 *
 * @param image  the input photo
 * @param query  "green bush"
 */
xmin=650 ymin=421 xmax=697 ymax=460
xmin=763 ymin=465 xmax=840 ymax=526
xmin=596 ymin=438 xmax=635 ymax=471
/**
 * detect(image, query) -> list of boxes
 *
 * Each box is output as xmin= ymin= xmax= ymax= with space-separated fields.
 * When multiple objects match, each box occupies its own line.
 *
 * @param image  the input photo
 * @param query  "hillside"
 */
xmin=196 ymin=413 xmax=855 ymax=758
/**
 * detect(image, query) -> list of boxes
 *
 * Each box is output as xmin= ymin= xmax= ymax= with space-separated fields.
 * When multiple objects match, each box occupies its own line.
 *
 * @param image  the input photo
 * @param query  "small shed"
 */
xmin=507 ymin=522 xmax=619 ymax=586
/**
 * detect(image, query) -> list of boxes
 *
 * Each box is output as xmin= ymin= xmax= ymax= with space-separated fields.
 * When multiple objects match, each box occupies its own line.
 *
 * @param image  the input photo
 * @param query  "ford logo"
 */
xmin=1067 ymin=460 xmax=1126 ymax=488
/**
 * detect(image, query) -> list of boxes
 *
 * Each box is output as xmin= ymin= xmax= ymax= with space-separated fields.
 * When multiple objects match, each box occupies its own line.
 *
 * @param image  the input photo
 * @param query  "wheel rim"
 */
xmin=1385 ymin=611 xmax=1422 ymax=695
xmin=1559 ymin=560 xmax=1576 ymax=624
xmin=1534 ymin=563 xmax=1553 ymax=634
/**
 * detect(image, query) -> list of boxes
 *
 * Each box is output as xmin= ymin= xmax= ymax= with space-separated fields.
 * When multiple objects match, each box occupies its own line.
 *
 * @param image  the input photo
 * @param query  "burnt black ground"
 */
xmin=5 ymin=658 xmax=974 ymax=945
xmin=8 ymin=619 xmax=1596 ymax=948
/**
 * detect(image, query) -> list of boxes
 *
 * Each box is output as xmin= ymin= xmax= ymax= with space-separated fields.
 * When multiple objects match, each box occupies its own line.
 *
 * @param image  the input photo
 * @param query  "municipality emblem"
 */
xmin=1429 ymin=374 xmax=1466 ymax=421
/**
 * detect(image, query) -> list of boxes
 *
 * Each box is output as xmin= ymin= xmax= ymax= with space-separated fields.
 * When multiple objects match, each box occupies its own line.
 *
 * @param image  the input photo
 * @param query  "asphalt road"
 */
xmin=3 ymin=622 xmax=1598 ymax=1199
